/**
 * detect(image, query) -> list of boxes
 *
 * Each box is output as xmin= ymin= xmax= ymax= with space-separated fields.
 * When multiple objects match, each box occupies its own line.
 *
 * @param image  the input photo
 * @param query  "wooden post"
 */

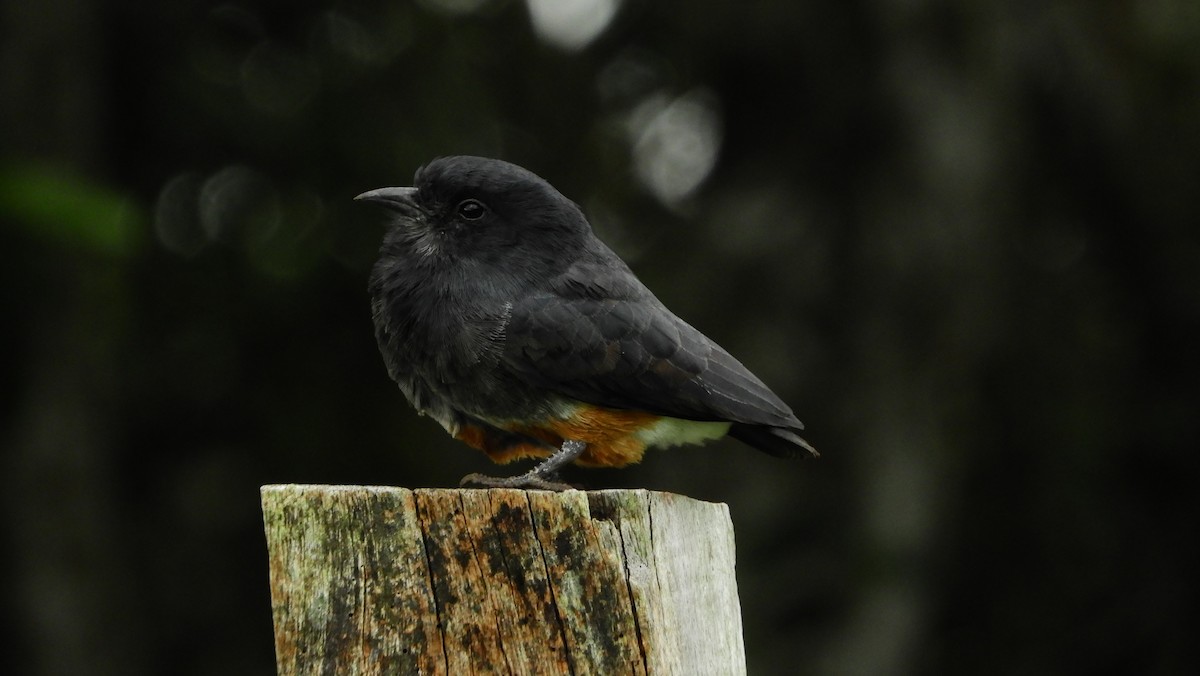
xmin=261 ymin=485 xmax=746 ymax=675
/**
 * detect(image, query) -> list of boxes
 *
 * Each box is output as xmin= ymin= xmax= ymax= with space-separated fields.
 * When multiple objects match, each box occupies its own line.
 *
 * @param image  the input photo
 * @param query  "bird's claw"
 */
xmin=459 ymin=439 xmax=587 ymax=491
xmin=459 ymin=472 xmax=578 ymax=492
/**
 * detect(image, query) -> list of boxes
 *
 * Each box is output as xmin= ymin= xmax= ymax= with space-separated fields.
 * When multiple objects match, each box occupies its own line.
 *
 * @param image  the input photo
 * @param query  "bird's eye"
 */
xmin=456 ymin=199 xmax=486 ymax=220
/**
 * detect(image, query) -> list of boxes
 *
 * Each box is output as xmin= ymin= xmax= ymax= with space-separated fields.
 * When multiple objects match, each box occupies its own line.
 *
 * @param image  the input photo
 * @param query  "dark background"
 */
xmin=3 ymin=0 xmax=1198 ymax=674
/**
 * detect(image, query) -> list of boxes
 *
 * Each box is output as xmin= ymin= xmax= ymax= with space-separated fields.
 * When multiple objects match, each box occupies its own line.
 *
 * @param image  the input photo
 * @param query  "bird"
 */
xmin=357 ymin=156 xmax=816 ymax=490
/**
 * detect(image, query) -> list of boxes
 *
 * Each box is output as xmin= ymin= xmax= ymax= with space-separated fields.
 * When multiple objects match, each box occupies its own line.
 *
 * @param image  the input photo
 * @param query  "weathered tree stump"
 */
xmin=261 ymin=485 xmax=745 ymax=675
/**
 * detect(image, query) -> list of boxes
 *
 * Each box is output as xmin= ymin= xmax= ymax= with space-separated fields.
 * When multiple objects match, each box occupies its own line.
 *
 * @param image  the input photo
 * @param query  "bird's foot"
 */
xmin=459 ymin=472 xmax=577 ymax=491
xmin=459 ymin=439 xmax=587 ymax=492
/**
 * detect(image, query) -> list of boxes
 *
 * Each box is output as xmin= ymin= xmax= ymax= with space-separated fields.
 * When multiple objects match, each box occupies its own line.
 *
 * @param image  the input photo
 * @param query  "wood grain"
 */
xmin=262 ymin=485 xmax=745 ymax=675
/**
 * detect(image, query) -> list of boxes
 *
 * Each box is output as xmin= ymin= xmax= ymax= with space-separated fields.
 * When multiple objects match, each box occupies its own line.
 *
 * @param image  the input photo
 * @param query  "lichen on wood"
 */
xmin=262 ymin=485 xmax=745 ymax=675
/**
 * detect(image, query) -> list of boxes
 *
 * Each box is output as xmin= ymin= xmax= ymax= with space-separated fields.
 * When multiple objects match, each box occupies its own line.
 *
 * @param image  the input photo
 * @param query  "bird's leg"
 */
xmin=460 ymin=439 xmax=586 ymax=491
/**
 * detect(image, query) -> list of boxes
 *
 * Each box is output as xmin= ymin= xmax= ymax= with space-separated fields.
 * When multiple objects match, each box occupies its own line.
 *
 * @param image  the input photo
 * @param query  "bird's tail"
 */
xmin=729 ymin=423 xmax=819 ymax=459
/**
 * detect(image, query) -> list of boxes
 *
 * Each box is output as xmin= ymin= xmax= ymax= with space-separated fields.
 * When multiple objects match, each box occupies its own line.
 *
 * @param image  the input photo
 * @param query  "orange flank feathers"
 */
xmin=454 ymin=405 xmax=663 ymax=468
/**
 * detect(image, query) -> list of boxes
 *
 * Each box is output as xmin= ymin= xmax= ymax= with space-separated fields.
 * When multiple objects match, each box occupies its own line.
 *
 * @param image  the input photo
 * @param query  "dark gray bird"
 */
xmin=358 ymin=156 xmax=815 ymax=490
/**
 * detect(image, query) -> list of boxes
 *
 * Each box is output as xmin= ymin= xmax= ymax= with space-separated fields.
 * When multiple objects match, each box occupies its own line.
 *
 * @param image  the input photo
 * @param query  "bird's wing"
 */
xmin=498 ymin=256 xmax=804 ymax=432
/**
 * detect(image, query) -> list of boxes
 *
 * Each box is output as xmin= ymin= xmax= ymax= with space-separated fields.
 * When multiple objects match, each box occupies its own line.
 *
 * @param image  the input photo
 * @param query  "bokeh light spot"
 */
xmin=154 ymin=172 xmax=207 ymax=257
xmin=627 ymin=89 xmax=723 ymax=207
xmin=525 ymin=0 xmax=621 ymax=52
xmin=240 ymin=41 xmax=319 ymax=117
xmin=198 ymin=165 xmax=281 ymax=248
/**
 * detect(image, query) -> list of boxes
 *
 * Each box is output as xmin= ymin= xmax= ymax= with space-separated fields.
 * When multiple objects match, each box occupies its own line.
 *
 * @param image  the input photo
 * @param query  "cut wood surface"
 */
xmin=261 ymin=485 xmax=745 ymax=675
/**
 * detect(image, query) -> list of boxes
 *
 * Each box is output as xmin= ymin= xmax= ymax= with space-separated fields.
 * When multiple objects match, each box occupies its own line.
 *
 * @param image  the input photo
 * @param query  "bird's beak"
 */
xmin=354 ymin=186 xmax=423 ymax=220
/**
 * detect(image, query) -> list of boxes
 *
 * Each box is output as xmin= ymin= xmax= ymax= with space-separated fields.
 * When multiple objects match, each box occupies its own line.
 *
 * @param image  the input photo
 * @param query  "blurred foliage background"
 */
xmin=2 ymin=0 xmax=1198 ymax=674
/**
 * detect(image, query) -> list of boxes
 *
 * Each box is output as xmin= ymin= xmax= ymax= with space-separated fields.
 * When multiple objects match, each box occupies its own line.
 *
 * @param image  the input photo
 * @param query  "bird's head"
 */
xmin=357 ymin=156 xmax=592 ymax=268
